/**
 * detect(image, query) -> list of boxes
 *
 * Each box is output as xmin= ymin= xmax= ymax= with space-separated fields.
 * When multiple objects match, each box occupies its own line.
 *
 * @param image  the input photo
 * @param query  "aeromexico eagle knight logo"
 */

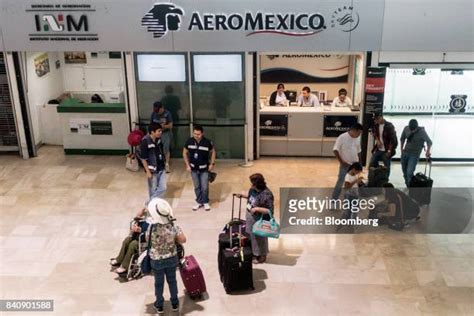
xmin=142 ymin=4 xmax=360 ymax=38
xmin=141 ymin=3 xmax=184 ymax=38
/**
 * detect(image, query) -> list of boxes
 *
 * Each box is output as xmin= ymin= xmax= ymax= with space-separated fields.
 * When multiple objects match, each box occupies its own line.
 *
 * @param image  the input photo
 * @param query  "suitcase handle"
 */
xmin=424 ymin=158 xmax=432 ymax=178
xmin=232 ymin=193 xmax=244 ymax=221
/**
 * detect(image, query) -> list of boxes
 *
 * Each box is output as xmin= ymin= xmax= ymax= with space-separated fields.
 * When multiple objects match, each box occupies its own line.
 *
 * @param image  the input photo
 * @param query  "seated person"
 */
xmin=297 ymin=86 xmax=320 ymax=107
xmin=110 ymin=207 xmax=149 ymax=274
xmin=381 ymin=183 xmax=421 ymax=231
xmin=332 ymin=88 xmax=352 ymax=107
xmin=269 ymin=83 xmax=289 ymax=106
xmin=342 ymin=162 xmax=365 ymax=219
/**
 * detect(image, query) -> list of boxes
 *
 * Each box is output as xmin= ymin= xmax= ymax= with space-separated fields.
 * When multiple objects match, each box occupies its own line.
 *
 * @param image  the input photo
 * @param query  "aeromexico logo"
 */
xmin=142 ymin=4 xmax=360 ymax=38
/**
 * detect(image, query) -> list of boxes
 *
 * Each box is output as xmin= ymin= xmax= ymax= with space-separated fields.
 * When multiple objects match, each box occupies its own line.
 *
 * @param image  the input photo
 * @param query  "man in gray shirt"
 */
xmin=400 ymin=119 xmax=433 ymax=186
xmin=297 ymin=86 xmax=320 ymax=107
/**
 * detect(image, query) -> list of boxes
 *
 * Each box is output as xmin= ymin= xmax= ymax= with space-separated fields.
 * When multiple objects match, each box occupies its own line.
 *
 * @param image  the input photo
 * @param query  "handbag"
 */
xmin=140 ymin=224 xmax=154 ymax=274
xmin=252 ymin=211 xmax=280 ymax=239
xmin=126 ymin=153 xmax=140 ymax=172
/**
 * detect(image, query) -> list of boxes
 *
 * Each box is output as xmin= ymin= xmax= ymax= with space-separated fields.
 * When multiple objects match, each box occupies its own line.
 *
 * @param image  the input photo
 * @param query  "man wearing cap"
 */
xmin=139 ymin=123 xmax=167 ymax=200
xmin=151 ymin=101 xmax=173 ymax=173
xmin=183 ymin=125 xmax=216 ymax=211
xmin=146 ymin=198 xmax=186 ymax=314
xmin=370 ymin=114 xmax=398 ymax=176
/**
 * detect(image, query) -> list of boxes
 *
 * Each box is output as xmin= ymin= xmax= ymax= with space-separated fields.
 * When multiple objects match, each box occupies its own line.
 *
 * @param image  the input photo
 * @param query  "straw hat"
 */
xmin=147 ymin=198 xmax=175 ymax=225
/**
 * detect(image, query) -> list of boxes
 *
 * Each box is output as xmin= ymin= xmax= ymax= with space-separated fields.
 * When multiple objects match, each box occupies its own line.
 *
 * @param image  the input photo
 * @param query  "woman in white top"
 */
xmin=343 ymin=162 xmax=365 ymax=219
xmin=269 ymin=83 xmax=289 ymax=106
xmin=332 ymin=88 xmax=352 ymax=107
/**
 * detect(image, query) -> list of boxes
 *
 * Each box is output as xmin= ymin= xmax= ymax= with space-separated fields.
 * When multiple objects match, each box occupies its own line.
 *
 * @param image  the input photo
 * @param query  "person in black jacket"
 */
xmin=370 ymin=114 xmax=398 ymax=176
xmin=269 ymin=83 xmax=289 ymax=106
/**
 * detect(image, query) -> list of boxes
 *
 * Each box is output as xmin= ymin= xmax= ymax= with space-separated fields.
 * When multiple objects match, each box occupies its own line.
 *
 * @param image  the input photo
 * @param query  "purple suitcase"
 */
xmin=179 ymin=255 xmax=207 ymax=299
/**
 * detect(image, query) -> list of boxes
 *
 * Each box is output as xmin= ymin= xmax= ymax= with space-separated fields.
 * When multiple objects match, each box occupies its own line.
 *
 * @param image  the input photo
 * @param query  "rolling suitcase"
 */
xmin=368 ymin=165 xmax=389 ymax=187
xmin=409 ymin=158 xmax=433 ymax=206
xmin=218 ymin=194 xmax=251 ymax=282
xmin=178 ymin=246 xmax=207 ymax=299
xmin=221 ymin=224 xmax=254 ymax=293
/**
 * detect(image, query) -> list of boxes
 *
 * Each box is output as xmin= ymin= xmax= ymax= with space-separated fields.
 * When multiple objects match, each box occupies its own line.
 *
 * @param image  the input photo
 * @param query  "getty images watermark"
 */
xmin=279 ymin=187 xmax=474 ymax=234
xmin=287 ymin=195 xmax=379 ymax=227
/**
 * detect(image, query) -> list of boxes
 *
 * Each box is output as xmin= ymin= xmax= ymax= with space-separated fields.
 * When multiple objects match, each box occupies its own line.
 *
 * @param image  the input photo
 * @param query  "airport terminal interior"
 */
xmin=0 ymin=1 xmax=473 ymax=315
xmin=1 ymin=147 xmax=473 ymax=315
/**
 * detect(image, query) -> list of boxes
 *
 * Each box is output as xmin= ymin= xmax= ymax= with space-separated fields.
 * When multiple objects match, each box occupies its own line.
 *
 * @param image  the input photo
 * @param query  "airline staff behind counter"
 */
xmin=332 ymin=88 xmax=352 ymax=108
xmin=297 ymin=86 xmax=320 ymax=107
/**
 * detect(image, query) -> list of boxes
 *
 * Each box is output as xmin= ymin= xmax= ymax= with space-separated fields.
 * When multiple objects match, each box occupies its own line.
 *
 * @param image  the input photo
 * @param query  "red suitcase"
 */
xmin=179 ymin=255 xmax=207 ymax=299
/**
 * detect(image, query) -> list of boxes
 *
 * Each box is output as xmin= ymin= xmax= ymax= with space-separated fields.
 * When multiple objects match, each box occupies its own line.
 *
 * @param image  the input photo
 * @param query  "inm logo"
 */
xmin=35 ymin=14 xmax=89 ymax=32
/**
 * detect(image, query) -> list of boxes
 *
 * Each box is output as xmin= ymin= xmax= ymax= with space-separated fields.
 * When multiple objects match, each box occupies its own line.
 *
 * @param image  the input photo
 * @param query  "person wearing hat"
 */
xmin=146 ymin=198 xmax=186 ymax=314
xmin=151 ymin=101 xmax=174 ymax=173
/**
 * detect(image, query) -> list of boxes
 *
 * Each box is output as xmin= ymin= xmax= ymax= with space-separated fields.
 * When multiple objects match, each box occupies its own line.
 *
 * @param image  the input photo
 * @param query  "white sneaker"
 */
xmin=204 ymin=203 xmax=211 ymax=211
xmin=115 ymin=267 xmax=126 ymax=274
xmin=165 ymin=163 xmax=171 ymax=173
xmin=109 ymin=259 xmax=119 ymax=266
xmin=192 ymin=204 xmax=202 ymax=211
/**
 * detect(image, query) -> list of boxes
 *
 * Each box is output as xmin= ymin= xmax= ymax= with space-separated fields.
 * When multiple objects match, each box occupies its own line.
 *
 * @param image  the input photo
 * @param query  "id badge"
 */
xmin=159 ymin=154 xmax=163 ymax=160
xmin=194 ymin=152 xmax=198 ymax=159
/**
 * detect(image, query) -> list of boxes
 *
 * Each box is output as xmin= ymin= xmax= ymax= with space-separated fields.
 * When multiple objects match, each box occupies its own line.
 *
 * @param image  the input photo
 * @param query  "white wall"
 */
xmin=61 ymin=52 xmax=124 ymax=93
xmin=25 ymin=52 xmax=65 ymax=146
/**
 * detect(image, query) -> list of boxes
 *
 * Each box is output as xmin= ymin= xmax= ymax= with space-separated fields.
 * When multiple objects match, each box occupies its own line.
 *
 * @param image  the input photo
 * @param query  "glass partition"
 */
xmin=191 ymin=53 xmax=245 ymax=158
xmin=135 ymin=53 xmax=190 ymax=157
xmin=383 ymin=68 xmax=474 ymax=159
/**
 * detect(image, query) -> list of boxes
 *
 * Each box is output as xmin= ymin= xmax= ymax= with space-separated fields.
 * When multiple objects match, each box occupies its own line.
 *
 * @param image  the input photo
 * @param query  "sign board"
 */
xmin=91 ymin=120 xmax=113 ymax=135
xmin=260 ymin=114 xmax=288 ymax=136
xmin=323 ymin=115 xmax=358 ymax=137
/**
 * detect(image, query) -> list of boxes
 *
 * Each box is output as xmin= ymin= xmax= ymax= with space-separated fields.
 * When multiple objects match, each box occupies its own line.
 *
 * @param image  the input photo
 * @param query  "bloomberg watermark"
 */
xmin=280 ymin=188 xmax=473 ymax=234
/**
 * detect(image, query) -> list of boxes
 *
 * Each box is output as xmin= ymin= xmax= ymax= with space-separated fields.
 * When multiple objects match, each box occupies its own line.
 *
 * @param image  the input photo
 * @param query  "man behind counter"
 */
xmin=332 ymin=88 xmax=352 ymax=108
xmin=297 ymin=86 xmax=320 ymax=107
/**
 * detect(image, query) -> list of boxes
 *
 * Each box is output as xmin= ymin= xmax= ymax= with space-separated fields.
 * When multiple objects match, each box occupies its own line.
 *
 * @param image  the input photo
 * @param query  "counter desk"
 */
xmin=57 ymin=98 xmax=129 ymax=155
xmin=259 ymin=105 xmax=361 ymax=156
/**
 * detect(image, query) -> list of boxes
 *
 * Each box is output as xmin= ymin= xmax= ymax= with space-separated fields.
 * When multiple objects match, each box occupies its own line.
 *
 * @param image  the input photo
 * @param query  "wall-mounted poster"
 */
xmin=64 ymin=52 xmax=87 ymax=64
xmin=34 ymin=53 xmax=50 ymax=77
xmin=260 ymin=54 xmax=349 ymax=83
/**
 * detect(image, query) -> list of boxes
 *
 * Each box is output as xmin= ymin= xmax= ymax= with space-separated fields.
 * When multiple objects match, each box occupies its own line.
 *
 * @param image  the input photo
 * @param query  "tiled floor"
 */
xmin=0 ymin=145 xmax=473 ymax=316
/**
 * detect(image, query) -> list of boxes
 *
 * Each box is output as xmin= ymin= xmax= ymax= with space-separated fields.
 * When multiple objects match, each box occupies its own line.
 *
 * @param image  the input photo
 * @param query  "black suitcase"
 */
xmin=409 ymin=159 xmax=433 ymax=206
xmin=222 ymin=245 xmax=254 ymax=293
xmin=368 ymin=166 xmax=389 ymax=187
xmin=218 ymin=194 xmax=250 ymax=282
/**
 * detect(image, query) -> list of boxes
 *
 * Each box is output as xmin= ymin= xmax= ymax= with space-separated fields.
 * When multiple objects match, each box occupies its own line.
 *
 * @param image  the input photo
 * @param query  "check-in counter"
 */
xmin=57 ymin=97 xmax=129 ymax=155
xmin=259 ymin=106 xmax=361 ymax=156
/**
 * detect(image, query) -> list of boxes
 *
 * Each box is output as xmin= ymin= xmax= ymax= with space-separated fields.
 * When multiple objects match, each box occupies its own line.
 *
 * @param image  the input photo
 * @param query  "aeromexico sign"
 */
xmin=142 ymin=3 xmax=360 ymax=38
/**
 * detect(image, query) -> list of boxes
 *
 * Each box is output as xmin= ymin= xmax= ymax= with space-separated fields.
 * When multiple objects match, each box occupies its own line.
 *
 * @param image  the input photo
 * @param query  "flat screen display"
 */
xmin=137 ymin=54 xmax=186 ymax=82
xmin=193 ymin=54 xmax=242 ymax=82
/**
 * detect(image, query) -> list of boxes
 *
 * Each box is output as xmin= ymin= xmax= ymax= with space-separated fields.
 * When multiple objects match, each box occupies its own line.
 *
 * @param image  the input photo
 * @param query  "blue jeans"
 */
xmin=401 ymin=152 xmax=419 ymax=187
xmin=147 ymin=170 xmax=167 ymax=200
xmin=151 ymin=256 xmax=179 ymax=308
xmin=370 ymin=149 xmax=392 ymax=176
xmin=332 ymin=163 xmax=350 ymax=200
xmin=191 ymin=170 xmax=209 ymax=204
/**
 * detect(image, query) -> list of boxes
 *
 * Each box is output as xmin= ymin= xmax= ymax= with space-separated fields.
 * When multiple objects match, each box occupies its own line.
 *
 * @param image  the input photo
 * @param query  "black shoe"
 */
xmin=171 ymin=303 xmax=179 ymax=312
xmin=153 ymin=304 xmax=164 ymax=314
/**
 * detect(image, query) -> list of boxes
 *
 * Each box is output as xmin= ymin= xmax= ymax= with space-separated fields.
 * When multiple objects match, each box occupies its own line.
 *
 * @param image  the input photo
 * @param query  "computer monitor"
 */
xmin=287 ymin=90 xmax=297 ymax=103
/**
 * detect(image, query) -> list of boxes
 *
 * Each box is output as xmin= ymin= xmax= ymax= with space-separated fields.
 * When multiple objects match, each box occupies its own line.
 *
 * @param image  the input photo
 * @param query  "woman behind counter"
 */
xmin=269 ymin=83 xmax=289 ymax=106
xmin=239 ymin=173 xmax=274 ymax=264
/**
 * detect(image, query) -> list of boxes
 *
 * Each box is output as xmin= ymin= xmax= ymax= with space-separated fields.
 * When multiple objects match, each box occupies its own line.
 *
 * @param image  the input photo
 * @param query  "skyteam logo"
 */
xmin=142 ymin=3 xmax=184 ymax=38
xmin=330 ymin=6 xmax=360 ymax=32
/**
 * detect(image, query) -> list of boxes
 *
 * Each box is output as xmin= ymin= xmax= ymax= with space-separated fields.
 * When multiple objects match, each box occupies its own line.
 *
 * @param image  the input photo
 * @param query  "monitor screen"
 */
xmin=136 ymin=54 xmax=186 ymax=82
xmin=193 ymin=54 xmax=242 ymax=82
xmin=287 ymin=90 xmax=297 ymax=103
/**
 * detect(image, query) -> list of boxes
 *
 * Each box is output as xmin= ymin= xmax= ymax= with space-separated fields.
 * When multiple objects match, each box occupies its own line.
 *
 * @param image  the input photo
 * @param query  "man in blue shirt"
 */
xmin=139 ymin=123 xmax=167 ymax=200
xmin=151 ymin=101 xmax=173 ymax=173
